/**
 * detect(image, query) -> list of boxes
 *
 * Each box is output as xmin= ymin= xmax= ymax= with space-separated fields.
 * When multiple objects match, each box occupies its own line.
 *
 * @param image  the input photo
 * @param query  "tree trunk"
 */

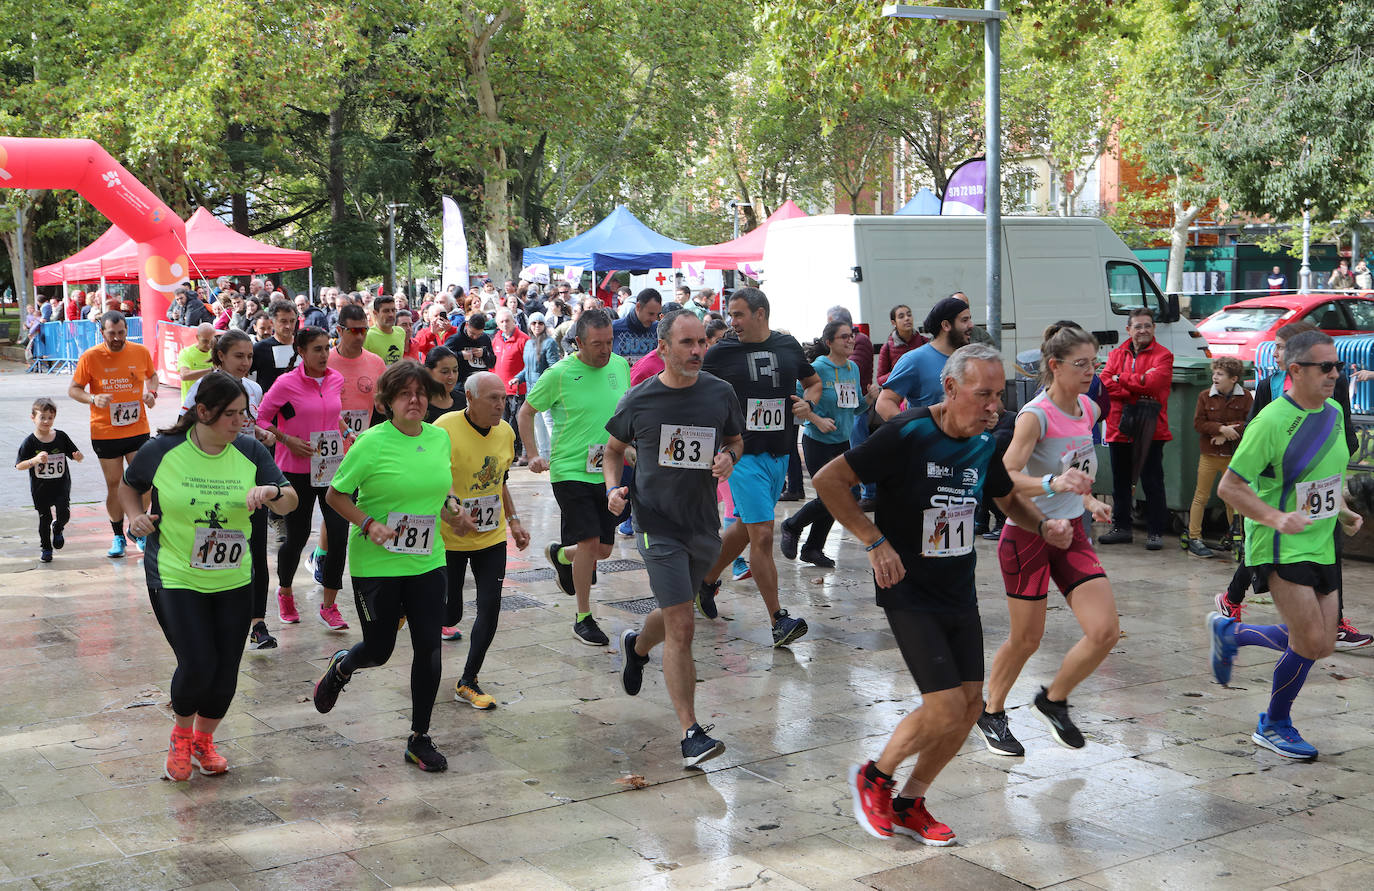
xmin=227 ymin=123 xmax=250 ymax=234
xmin=1166 ymin=185 xmax=1201 ymax=296
xmin=467 ymin=10 xmax=516 ymax=283
xmin=0 ymin=192 xmax=43 ymax=311
xmin=328 ymin=106 xmax=350 ymax=290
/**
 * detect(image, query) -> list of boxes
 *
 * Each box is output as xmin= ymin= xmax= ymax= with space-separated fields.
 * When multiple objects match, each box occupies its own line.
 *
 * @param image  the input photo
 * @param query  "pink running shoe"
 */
xmin=319 ymin=603 xmax=349 ymax=631
xmin=277 ymin=590 xmax=300 ymax=624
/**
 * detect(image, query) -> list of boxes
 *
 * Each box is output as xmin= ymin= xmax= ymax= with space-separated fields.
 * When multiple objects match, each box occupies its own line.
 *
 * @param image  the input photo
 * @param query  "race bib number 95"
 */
xmin=1296 ymin=474 xmax=1341 ymax=520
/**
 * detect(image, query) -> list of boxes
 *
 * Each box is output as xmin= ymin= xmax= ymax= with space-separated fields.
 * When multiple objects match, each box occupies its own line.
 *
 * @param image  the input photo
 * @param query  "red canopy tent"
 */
xmin=63 ymin=207 xmax=312 ymax=281
xmin=33 ymin=223 xmax=132 ymax=285
xmin=671 ymin=200 xmax=808 ymax=269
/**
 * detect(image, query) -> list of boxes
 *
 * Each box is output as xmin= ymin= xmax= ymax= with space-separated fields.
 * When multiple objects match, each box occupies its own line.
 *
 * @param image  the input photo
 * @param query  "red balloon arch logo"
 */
xmin=0 ymin=137 xmax=187 ymax=326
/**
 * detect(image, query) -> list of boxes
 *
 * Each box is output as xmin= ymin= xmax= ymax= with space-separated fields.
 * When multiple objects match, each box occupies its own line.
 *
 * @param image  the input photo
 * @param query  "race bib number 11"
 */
xmin=921 ymin=503 xmax=975 ymax=558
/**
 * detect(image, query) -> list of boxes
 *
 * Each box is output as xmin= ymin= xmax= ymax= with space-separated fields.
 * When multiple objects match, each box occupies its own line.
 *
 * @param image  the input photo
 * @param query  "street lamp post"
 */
xmin=1299 ymin=199 xmax=1312 ymax=294
xmin=387 ymin=202 xmax=409 ymax=296
xmin=883 ymin=2 xmax=1006 ymax=349
xmin=727 ymin=199 xmax=752 ymax=241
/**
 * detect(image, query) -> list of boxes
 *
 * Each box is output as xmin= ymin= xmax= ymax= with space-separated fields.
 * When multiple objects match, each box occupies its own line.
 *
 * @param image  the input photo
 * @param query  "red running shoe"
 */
xmin=165 ymin=727 xmax=193 ymax=782
xmin=848 ymin=761 xmax=895 ymax=839
xmin=1214 ymin=591 xmax=1245 ymax=623
xmin=892 ymin=797 xmax=956 ymax=846
xmin=191 ymin=731 xmax=228 ymax=775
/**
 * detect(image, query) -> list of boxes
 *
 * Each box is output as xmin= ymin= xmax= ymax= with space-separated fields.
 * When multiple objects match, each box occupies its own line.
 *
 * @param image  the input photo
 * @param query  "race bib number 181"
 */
xmin=383 ymin=513 xmax=436 ymax=555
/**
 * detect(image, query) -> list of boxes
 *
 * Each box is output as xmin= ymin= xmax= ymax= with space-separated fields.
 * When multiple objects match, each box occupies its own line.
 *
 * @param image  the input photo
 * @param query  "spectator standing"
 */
xmin=492 ymin=309 xmax=530 ymax=460
xmin=1187 ymin=356 xmax=1251 ymax=558
xmin=1328 ymin=260 xmax=1355 ymax=290
xmin=612 ymin=288 xmax=663 ymax=365
xmin=513 ymin=313 xmax=561 ymax=458
xmin=363 ymin=294 xmax=406 ymax=365
xmin=1355 ymin=259 xmax=1373 ymax=291
xmin=441 ymin=311 xmax=496 ymax=409
xmin=1267 ymin=266 xmax=1288 ymax=295
xmin=876 ymin=304 xmax=926 ymax=385
xmin=296 ymin=293 xmax=328 ymax=329
xmin=1099 ymin=308 xmax=1173 ymax=550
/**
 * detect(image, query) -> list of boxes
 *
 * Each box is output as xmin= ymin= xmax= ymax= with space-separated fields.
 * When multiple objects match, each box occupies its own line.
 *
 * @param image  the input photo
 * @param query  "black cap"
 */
xmin=923 ymin=296 xmax=968 ymax=335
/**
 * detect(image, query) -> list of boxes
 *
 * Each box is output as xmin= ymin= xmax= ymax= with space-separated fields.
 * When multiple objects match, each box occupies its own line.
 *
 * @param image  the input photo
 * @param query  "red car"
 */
xmin=1196 ymin=292 xmax=1374 ymax=362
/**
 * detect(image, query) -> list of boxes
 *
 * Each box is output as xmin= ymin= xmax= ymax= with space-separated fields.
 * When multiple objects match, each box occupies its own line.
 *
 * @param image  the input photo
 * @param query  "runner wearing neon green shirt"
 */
xmin=517 ymin=308 xmax=629 ymax=646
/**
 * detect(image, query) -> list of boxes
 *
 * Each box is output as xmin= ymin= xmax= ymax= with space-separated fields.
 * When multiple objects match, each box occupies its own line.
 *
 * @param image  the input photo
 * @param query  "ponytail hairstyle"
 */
xmin=211 ymin=329 xmax=252 ymax=367
xmin=1040 ymin=320 xmax=1098 ymax=388
xmin=294 ymin=325 xmax=330 ymax=357
xmin=159 ymin=371 xmax=249 ymax=436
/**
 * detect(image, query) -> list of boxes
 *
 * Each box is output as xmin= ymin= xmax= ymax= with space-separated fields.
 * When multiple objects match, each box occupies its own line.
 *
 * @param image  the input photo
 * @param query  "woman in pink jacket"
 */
xmin=257 ymin=326 xmax=354 ymax=630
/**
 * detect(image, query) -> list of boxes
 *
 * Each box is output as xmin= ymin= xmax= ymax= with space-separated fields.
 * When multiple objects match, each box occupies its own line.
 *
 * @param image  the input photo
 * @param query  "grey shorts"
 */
xmin=635 ymin=530 xmax=721 ymax=609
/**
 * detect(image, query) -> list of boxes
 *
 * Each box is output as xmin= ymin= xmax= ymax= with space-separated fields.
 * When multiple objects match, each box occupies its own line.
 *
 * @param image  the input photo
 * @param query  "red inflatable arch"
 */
xmin=0 ymin=137 xmax=187 ymax=326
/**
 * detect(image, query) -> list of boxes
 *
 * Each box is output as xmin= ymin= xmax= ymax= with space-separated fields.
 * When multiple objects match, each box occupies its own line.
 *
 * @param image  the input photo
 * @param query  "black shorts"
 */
xmin=91 ymin=433 xmax=149 ymax=460
xmin=1250 ymin=561 xmax=1339 ymax=596
xmin=885 ymin=606 xmax=984 ymax=694
xmin=551 ymin=480 xmax=617 ymax=546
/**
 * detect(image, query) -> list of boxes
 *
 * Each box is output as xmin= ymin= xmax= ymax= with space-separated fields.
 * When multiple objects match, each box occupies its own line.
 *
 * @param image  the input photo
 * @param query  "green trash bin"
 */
xmin=1093 ymin=357 xmax=1216 ymax=536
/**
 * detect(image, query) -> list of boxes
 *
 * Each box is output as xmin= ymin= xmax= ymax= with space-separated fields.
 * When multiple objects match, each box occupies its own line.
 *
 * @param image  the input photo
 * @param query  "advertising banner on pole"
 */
xmin=441 ymin=197 xmax=469 ymax=290
xmin=940 ymin=157 xmax=987 ymax=216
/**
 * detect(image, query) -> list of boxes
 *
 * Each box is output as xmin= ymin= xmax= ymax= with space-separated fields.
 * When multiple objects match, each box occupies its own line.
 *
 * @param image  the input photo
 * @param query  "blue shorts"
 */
xmin=728 ymin=453 xmax=788 ymax=524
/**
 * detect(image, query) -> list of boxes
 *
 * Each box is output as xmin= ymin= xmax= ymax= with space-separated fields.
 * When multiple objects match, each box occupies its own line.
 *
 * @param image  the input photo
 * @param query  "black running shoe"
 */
xmin=546 ymin=542 xmax=575 ymax=596
xmin=51 ymin=528 xmax=65 ymax=550
xmin=1033 ymin=686 xmax=1085 ymax=749
xmin=620 ymin=629 xmax=648 ymax=695
xmin=696 ymin=579 xmax=721 ymax=619
xmin=681 ymin=723 xmax=725 ymax=768
xmin=780 ymin=521 xmax=800 ymax=560
xmin=975 ymin=709 xmax=1024 ymax=756
xmin=404 ymin=733 xmax=449 ymax=772
xmin=574 ymin=615 xmax=609 ymax=646
xmin=771 ymin=609 xmax=808 ymax=647
xmin=312 ymin=649 xmax=350 ymax=714
xmin=248 ymin=621 xmax=278 ymax=650
xmin=800 ymin=548 xmax=835 ymax=568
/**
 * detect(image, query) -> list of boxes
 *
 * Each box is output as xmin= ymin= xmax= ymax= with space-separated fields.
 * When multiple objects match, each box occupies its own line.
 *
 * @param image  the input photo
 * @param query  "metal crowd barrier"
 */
xmin=26 ymin=318 xmax=144 ymax=374
xmin=1255 ymin=335 xmax=1374 ymax=414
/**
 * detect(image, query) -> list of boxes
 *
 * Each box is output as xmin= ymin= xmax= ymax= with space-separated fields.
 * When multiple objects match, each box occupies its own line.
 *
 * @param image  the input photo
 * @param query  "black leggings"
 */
xmin=445 ymin=545 xmax=507 ymax=684
xmin=250 ymin=510 xmax=268 ymax=619
xmin=278 ymin=472 xmax=347 ymax=590
xmin=340 ymin=567 xmax=446 ymax=734
xmin=35 ymin=498 xmax=71 ymax=550
xmin=155 ymin=585 xmax=252 ymax=720
xmin=784 ymin=437 xmax=850 ymax=550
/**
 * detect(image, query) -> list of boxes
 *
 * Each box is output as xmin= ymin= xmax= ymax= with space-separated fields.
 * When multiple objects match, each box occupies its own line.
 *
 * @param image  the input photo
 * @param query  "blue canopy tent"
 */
xmin=895 ymin=187 xmax=942 ymax=216
xmin=522 ymin=204 xmax=697 ymax=269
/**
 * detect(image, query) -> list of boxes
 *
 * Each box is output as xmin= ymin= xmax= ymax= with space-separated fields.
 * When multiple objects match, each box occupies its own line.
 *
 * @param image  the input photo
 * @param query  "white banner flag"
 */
xmin=737 ymin=261 xmax=763 ymax=279
xmin=563 ymin=265 xmax=584 ymax=285
xmin=519 ymin=263 xmax=550 ymax=284
xmin=682 ymin=261 xmax=706 ymax=287
xmin=441 ymin=197 xmax=469 ymax=290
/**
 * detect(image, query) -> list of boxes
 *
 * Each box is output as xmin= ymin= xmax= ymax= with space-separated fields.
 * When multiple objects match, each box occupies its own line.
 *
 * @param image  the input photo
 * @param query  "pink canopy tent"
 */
xmin=671 ymin=200 xmax=808 ymax=269
xmin=63 ymin=207 xmax=312 ymax=281
xmin=33 ymin=223 xmax=132 ymax=285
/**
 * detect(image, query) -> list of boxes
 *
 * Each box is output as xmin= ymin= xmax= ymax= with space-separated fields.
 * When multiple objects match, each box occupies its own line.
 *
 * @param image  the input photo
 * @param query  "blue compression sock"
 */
xmin=1235 ymin=623 xmax=1289 ymax=652
xmin=1267 ymin=648 xmax=1315 ymax=724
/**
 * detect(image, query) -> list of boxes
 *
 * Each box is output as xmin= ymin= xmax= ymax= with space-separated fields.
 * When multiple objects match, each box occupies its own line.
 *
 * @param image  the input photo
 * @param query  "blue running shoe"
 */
xmin=1253 ymin=712 xmax=1317 ymax=760
xmin=107 ymin=535 xmax=126 ymax=558
xmin=134 ymin=536 xmax=147 ymax=553
xmin=731 ymin=557 xmax=751 ymax=581
xmin=310 ymin=548 xmax=326 ymax=586
xmin=618 ymin=517 xmax=633 ymax=537
xmin=1207 ymin=611 xmax=1238 ymax=686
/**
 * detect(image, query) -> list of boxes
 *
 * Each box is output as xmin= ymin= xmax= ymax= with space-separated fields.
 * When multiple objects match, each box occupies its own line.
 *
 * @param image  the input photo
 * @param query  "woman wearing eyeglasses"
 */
xmin=777 ymin=319 xmax=853 ymax=568
xmin=975 ymin=322 xmax=1118 ymax=759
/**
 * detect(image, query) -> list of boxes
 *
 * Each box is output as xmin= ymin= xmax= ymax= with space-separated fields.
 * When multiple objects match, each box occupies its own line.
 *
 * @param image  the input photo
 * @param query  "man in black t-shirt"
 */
xmin=815 ymin=344 xmax=1071 ymax=847
xmin=696 ymin=288 xmax=825 ymax=647
xmin=250 ymin=299 xmax=299 ymax=392
xmin=442 ymin=311 xmax=497 ymax=409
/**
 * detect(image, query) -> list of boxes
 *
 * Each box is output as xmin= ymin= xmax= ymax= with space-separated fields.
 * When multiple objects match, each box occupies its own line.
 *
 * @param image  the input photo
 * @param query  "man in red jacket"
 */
xmin=1100 ymin=308 xmax=1173 ymax=550
xmin=493 ymin=307 xmax=530 ymax=461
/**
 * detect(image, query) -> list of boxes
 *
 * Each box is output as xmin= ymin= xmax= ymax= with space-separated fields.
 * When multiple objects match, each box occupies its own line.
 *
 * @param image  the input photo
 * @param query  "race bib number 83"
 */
xmin=659 ymin=425 xmax=715 ymax=469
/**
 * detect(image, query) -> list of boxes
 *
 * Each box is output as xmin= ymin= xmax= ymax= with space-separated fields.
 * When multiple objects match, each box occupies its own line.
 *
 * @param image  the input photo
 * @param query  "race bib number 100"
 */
xmin=921 ymin=503 xmax=975 ymax=558
xmin=110 ymin=400 xmax=141 ymax=427
xmin=384 ymin=513 xmax=436 ymax=555
xmin=1296 ymin=474 xmax=1341 ymax=520
xmin=745 ymin=398 xmax=786 ymax=432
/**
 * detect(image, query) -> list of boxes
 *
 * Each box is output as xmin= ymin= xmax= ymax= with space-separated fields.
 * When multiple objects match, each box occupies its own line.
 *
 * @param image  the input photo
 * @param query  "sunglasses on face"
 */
xmin=1294 ymin=361 xmax=1345 ymax=374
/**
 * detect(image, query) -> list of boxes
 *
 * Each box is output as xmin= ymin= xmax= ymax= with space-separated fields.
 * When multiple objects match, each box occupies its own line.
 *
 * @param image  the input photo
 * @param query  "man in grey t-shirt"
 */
xmin=603 ymin=311 xmax=743 ymax=769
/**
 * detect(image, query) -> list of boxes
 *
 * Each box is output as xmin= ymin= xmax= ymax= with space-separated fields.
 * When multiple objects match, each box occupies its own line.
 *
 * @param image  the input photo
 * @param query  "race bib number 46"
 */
xmin=1296 ymin=474 xmax=1341 ymax=520
xmin=922 ymin=503 xmax=975 ymax=558
xmin=190 ymin=528 xmax=247 ymax=571
xmin=659 ymin=424 xmax=715 ymax=469
xmin=384 ymin=512 xmax=436 ymax=555
xmin=110 ymin=400 xmax=141 ymax=427
xmin=745 ymin=398 xmax=785 ymax=432
xmin=1060 ymin=440 xmax=1096 ymax=479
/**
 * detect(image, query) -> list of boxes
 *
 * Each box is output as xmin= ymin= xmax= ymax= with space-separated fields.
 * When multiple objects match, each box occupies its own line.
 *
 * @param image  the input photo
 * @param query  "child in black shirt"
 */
xmin=15 ymin=398 xmax=83 ymax=562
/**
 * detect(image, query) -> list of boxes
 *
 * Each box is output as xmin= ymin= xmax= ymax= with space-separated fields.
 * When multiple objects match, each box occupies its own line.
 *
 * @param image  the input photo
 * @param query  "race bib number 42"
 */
xmin=745 ymin=398 xmax=786 ymax=432
xmin=383 ymin=512 xmax=436 ymax=555
xmin=586 ymin=443 xmax=606 ymax=474
xmin=190 ymin=527 xmax=247 ymax=571
xmin=110 ymin=400 xmax=141 ymax=427
xmin=659 ymin=424 xmax=715 ymax=469
xmin=922 ymin=503 xmax=975 ymax=558
xmin=463 ymin=494 xmax=501 ymax=532
xmin=1296 ymin=474 xmax=1341 ymax=520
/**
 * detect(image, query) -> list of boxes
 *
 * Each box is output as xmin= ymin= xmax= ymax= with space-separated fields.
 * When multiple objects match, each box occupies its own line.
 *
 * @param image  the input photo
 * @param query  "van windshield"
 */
xmin=1197 ymin=306 xmax=1289 ymax=334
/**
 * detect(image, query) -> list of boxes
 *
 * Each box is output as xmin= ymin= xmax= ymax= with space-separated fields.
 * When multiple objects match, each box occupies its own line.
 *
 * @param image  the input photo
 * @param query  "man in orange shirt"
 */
xmin=67 ymin=310 xmax=160 ymax=558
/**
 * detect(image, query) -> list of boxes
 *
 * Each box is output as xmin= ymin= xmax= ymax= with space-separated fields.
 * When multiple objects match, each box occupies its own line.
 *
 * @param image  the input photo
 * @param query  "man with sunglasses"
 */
xmin=1215 ymin=321 xmax=1370 ymax=648
xmin=330 ymin=304 xmax=387 ymax=438
xmin=1211 ymin=329 xmax=1364 ymax=760
xmin=1099 ymin=308 xmax=1173 ymax=550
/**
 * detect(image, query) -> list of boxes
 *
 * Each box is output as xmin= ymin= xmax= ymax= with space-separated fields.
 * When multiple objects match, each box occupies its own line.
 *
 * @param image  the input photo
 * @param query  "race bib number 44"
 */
xmin=1296 ymin=474 xmax=1341 ymax=520
xmin=922 ymin=503 xmax=975 ymax=558
xmin=384 ymin=513 xmax=436 ymax=555
xmin=190 ymin=527 xmax=247 ymax=571
xmin=745 ymin=398 xmax=786 ymax=432
xmin=659 ymin=425 xmax=715 ymax=469
xmin=110 ymin=400 xmax=141 ymax=427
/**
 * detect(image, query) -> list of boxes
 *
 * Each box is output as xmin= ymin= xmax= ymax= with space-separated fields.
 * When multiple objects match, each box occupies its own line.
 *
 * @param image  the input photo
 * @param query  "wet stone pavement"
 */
xmin=1 ymin=364 xmax=1373 ymax=889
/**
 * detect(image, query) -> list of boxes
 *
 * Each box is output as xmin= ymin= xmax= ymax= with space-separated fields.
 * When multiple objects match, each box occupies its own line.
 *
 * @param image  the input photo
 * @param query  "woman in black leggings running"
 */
xmin=121 ymin=372 xmax=297 ymax=780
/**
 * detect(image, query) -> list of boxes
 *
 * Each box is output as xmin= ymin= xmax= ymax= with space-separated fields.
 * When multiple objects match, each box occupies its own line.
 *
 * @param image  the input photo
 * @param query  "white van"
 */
xmin=758 ymin=215 xmax=1209 ymax=368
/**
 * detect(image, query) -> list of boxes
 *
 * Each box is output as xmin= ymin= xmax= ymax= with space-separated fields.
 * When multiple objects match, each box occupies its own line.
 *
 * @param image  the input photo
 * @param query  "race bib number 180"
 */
xmin=190 ymin=527 xmax=247 ymax=571
xmin=921 ymin=503 xmax=975 ymax=558
xmin=745 ymin=398 xmax=786 ymax=432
